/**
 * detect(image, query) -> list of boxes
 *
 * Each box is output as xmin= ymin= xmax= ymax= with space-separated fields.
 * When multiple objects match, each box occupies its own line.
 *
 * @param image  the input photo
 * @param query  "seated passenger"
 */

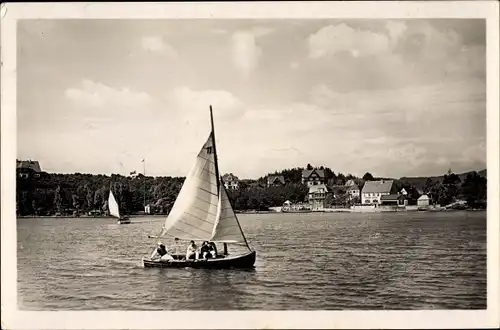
xmin=200 ymin=241 xmax=210 ymax=259
xmin=151 ymin=242 xmax=169 ymax=260
xmin=208 ymin=242 xmax=218 ymax=258
xmin=186 ymin=240 xmax=198 ymax=260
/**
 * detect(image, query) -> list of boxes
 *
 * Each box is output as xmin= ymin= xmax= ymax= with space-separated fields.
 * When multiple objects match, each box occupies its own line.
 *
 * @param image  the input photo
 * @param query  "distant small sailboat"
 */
xmin=108 ymin=189 xmax=131 ymax=224
xmin=142 ymin=106 xmax=256 ymax=269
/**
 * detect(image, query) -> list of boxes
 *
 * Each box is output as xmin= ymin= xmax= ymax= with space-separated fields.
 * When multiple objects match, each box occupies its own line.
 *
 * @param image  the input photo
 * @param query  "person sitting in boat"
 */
xmin=150 ymin=242 xmax=173 ymax=261
xmin=208 ymin=242 xmax=218 ymax=258
xmin=186 ymin=240 xmax=198 ymax=260
xmin=200 ymin=241 xmax=213 ymax=259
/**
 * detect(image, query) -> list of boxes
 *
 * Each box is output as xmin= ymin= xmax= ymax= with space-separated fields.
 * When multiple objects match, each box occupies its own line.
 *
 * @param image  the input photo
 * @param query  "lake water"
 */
xmin=17 ymin=211 xmax=486 ymax=310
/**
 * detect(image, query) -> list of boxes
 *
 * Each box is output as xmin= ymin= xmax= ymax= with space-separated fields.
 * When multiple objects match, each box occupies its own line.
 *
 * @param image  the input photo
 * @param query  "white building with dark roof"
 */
xmin=16 ymin=160 xmax=42 ymax=179
xmin=302 ymin=168 xmax=325 ymax=187
xmin=222 ymin=173 xmax=239 ymax=190
xmin=361 ymin=180 xmax=394 ymax=205
xmin=308 ymin=183 xmax=330 ymax=210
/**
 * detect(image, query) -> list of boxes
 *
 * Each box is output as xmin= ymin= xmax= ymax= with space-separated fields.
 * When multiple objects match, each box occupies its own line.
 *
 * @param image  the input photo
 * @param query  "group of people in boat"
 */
xmin=151 ymin=240 xmax=220 ymax=261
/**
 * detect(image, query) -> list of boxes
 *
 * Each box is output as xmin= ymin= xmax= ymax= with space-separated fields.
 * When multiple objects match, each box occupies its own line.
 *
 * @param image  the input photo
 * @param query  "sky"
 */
xmin=17 ymin=19 xmax=486 ymax=179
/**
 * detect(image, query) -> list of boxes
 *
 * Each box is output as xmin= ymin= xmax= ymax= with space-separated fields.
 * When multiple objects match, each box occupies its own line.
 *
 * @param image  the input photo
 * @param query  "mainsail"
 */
xmin=108 ymin=190 xmax=120 ymax=219
xmin=159 ymin=134 xmax=220 ymax=241
xmin=158 ymin=132 xmax=248 ymax=245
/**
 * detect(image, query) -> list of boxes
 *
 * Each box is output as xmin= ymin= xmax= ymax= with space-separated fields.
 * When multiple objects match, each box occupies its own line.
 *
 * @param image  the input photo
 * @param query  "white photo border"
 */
xmin=1 ymin=1 xmax=499 ymax=329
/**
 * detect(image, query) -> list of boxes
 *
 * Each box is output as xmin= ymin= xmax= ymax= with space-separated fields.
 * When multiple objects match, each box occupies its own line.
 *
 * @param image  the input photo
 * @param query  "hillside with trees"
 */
xmin=16 ymin=164 xmax=487 ymax=216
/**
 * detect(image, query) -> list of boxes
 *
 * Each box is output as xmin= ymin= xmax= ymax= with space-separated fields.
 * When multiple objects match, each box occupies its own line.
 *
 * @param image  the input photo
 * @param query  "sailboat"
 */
xmin=141 ymin=106 xmax=256 ymax=269
xmin=108 ymin=189 xmax=131 ymax=224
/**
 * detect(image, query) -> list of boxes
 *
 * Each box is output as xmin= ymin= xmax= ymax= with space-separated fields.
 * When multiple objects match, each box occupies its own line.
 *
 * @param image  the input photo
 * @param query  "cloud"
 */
xmin=303 ymin=80 xmax=486 ymax=176
xmin=211 ymin=28 xmax=228 ymax=35
xmin=395 ymin=20 xmax=463 ymax=61
xmin=141 ymin=35 xmax=177 ymax=57
xmin=230 ymin=27 xmax=273 ymax=79
xmin=308 ymin=23 xmax=390 ymax=59
xmin=171 ymin=87 xmax=246 ymax=121
xmin=65 ymin=79 xmax=152 ymax=109
xmin=385 ymin=20 xmax=407 ymax=43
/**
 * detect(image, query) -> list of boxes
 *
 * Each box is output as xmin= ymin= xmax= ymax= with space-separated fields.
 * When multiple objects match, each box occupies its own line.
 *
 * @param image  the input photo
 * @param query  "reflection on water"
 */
xmin=17 ymin=211 xmax=486 ymax=310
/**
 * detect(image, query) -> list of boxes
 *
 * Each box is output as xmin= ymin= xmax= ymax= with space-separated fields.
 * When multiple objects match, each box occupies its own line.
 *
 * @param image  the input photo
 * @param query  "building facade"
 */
xmin=267 ymin=175 xmax=285 ymax=187
xmin=16 ymin=160 xmax=42 ymax=179
xmin=346 ymin=184 xmax=360 ymax=201
xmin=302 ymin=169 xmax=325 ymax=187
xmin=361 ymin=180 xmax=394 ymax=205
xmin=222 ymin=173 xmax=240 ymax=190
xmin=308 ymin=183 xmax=330 ymax=210
xmin=417 ymin=194 xmax=431 ymax=208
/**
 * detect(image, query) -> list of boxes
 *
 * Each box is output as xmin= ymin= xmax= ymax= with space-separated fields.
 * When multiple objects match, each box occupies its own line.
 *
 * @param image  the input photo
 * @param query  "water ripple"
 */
xmin=17 ymin=211 xmax=486 ymax=310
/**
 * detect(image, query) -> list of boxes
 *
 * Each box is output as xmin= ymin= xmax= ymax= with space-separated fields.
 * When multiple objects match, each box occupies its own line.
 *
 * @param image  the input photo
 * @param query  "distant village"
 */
xmin=16 ymin=159 xmax=486 ymax=216
xmin=222 ymin=168 xmax=437 ymax=213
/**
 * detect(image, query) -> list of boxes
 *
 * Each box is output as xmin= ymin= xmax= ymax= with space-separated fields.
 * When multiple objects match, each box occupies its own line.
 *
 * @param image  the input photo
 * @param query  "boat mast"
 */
xmin=209 ymin=105 xmax=252 ymax=252
xmin=209 ymin=105 xmax=221 ymax=195
xmin=143 ymin=158 xmax=146 ymax=212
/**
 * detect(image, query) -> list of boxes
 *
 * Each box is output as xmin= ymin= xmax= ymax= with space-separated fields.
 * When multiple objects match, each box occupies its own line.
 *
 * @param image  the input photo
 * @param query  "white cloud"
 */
xmin=290 ymin=61 xmax=299 ymax=70
xmin=141 ymin=35 xmax=178 ymax=57
xmin=308 ymin=23 xmax=390 ymax=59
xmin=65 ymin=79 xmax=152 ymax=109
xmin=385 ymin=20 xmax=407 ymax=43
xmin=171 ymin=87 xmax=246 ymax=121
xmin=231 ymin=31 xmax=262 ymax=79
xmin=251 ymin=26 xmax=274 ymax=38
xmin=230 ymin=27 xmax=273 ymax=79
xmin=211 ymin=28 xmax=228 ymax=35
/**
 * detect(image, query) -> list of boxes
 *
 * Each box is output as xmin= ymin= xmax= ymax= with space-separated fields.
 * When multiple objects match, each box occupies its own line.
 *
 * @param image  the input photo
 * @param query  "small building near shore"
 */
xmin=361 ymin=179 xmax=395 ymax=205
xmin=346 ymin=184 xmax=361 ymax=201
xmin=222 ymin=173 xmax=240 ymax=190
xmin=417 ymin=194 xmax=431 ymax=208
xmin=380 ymin=194 xmax=407 ymax=206
xmin=308 ymin=184 xmax=331 ymax=210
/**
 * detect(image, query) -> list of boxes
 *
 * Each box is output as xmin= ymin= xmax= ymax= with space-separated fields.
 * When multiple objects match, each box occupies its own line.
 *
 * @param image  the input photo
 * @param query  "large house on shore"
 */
xmin=16 ymin=160 xmax=42 ymax=179
xmin=222 ymin=173 xmax=239 ymax=190
xmin=302 ymin=168 xmax=325 ymax=187
xmin=308 ymin=183 xmax=331 ymax=210
xmin=361 ymin=180 xmax=396 ymax=205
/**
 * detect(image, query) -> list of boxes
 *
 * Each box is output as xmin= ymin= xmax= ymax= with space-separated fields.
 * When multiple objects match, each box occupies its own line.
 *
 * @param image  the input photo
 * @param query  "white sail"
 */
xmin=108 ymin=190 xmax=120 ymax=219
xmin=211 ymin=184 xmax=247 ymax=243
xmin=159 ymin=134 xmax=220 ymax=241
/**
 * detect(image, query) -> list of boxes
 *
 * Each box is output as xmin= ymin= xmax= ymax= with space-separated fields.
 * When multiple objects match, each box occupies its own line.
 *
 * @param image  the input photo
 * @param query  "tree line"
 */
xmin=16 ymin=166 xmax=487 ymax=216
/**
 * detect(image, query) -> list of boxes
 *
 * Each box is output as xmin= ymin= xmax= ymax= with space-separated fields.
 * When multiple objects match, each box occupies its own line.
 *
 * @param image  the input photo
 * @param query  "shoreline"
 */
xmin=16 ymin=208 xmax=486 ymax=219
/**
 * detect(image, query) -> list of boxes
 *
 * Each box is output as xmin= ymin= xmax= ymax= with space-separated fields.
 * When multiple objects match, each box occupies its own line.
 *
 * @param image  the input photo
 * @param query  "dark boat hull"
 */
xmin=142 ymin=250 xmax=256 ymax=269
xmin=117 ymin=217 xmax=131 ymax=224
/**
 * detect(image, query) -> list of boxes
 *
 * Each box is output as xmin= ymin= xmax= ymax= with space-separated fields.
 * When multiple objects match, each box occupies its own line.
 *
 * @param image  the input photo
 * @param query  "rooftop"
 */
xmin=222 ymin=173 xmax=239 ymax=182
xmin=302 ymin=169 xmax=325 ymax=179
xmin=362 ymin=180 xmax=394 ymax=194
xmin=16 ymin=160 xmax=42 ymax=172
xmin=346 ymin=185 xmax=360 ymax=191
xmin=380 ymin=194 xmax=400 ymax=201
xmin=267 ymin=175 xmax=285 ymax=185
